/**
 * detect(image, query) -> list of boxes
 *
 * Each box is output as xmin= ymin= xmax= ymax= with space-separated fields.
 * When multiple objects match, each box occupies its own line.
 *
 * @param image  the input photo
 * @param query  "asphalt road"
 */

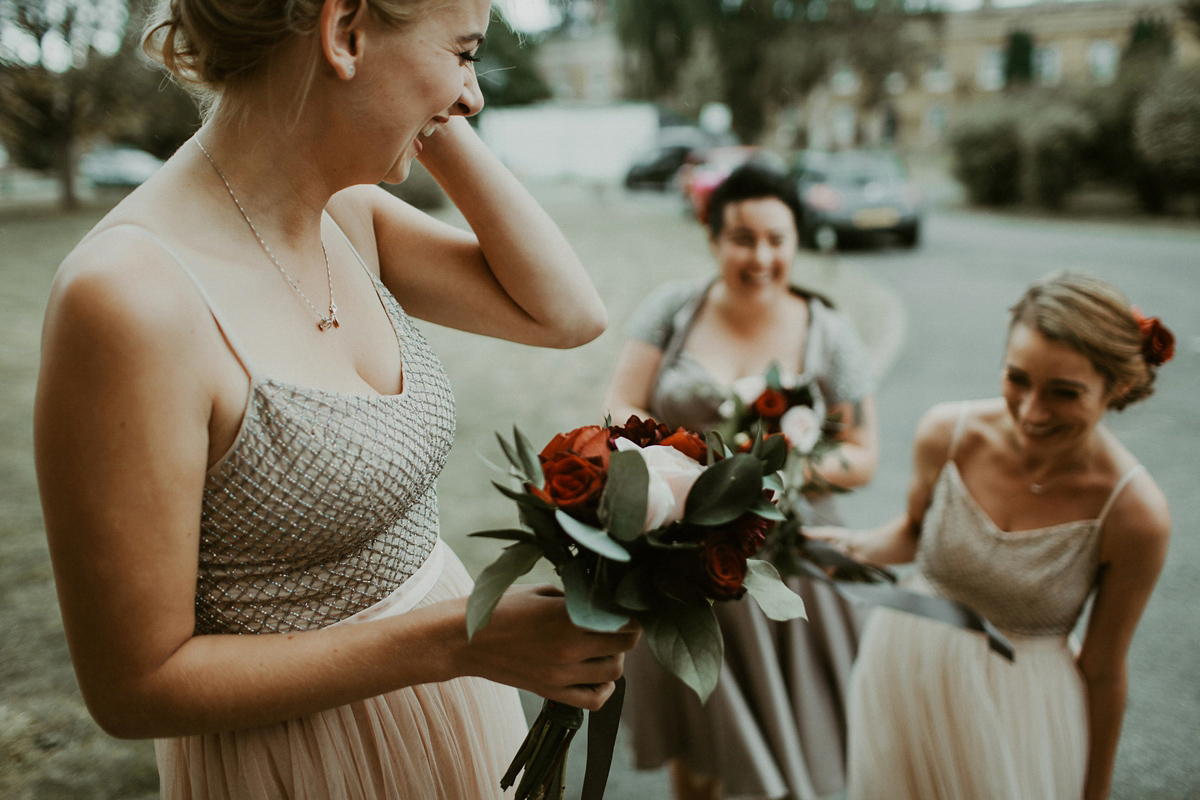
xmin=423 ymin=190 xmax=1199 ymax=799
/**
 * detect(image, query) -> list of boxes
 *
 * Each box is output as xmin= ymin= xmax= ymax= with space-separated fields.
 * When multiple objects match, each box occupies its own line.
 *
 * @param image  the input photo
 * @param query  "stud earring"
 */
xmin=347 ymin=65 xmax=355 ymax=78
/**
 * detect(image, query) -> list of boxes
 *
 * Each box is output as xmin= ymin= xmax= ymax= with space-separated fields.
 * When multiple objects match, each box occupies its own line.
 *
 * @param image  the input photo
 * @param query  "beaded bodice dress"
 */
xmin=129 ymin=222 xmax=457 ymax=636
xmin=914 ymin=405 xmax=1142 ymax=637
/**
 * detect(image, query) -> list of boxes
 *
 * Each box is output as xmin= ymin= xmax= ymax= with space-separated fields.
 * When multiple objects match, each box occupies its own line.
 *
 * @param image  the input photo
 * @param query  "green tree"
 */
xmin=613 ymin=0 xmax=935 ymax=144
xmin=1003 ymin=29 xmax=1034 ymax=87
xmin=1134 ymin=65 xmax=1200 ymax=201
xmin=475 ymin=14 xmax=552 ymax=108
xmin=0 ymin=0 xmax=133 ymax=208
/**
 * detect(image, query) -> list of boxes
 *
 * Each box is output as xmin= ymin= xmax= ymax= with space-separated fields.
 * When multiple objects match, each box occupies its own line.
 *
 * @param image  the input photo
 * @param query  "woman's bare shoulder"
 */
xmin=46 ymin=223 xmax=214 ymax=383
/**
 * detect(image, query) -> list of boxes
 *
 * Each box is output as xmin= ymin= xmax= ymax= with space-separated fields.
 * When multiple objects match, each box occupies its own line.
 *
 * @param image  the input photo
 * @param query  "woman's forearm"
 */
xmin=813 ymin=441 xmax=875 ymax=490
xmin=417 ymin=118 xmax=605 ymax=347
xmin=845 ymin=515 xmax=920 ymax=565
xmin=1082 ymin=670 xmax=1128 ymax=800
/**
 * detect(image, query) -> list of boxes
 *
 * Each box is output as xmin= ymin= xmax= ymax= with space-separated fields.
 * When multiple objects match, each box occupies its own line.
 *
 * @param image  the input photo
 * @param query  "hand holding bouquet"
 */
xmin=467 ymin=415 xmax=807 ymax=800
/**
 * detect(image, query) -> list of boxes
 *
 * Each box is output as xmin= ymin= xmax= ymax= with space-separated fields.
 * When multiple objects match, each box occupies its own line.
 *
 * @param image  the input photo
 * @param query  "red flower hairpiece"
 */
xmin=1131 ymin=306 xmax=1175 ymax=366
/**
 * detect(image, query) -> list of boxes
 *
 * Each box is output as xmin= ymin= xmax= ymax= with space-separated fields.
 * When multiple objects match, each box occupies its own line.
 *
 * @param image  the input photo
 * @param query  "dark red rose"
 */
xmin=540 ymin=424 xmax=610 ymax=467
xmin=702 ymin=538 xmax=748 ymax=601
xmin=609 ymin=415 xmax=672 ymax=448
xmin=1132 ymin=307 xmax=1175 ymax=366
xmin=729 ymin=513 xmax=774 ymax=558
xmin=533 ymin=452 xmax=606 ymax=519
xmin=661 ymin=429 xmax=708 ymax=463
xmin=753 ymin=389 xmax=788 ymax=420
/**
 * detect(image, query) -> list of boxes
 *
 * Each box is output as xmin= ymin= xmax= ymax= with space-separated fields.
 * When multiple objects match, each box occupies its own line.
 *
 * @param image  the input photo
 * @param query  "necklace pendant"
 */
xmin=318 ymin=317 xmax=334 ymax=332
xmin=329 ymin=303 xmax=339 ymax=329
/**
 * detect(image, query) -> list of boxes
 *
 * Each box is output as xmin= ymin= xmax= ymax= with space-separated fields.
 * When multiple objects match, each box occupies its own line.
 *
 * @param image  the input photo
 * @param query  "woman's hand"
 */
xmin=454 ymin=585 xmax=641 ymax=711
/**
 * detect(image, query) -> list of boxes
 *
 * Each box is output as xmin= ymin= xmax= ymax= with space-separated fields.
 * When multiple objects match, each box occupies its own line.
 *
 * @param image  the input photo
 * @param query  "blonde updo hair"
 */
xmin=142 ymin=0 xmax=440 ymax=110
xmin=1009 ymin=272 xmax=1160 ymax=410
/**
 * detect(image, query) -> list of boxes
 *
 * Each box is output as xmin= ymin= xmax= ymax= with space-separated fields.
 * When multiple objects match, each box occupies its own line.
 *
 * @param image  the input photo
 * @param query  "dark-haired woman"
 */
xmin=815 ymin=273 xmax=1172 ymax=800
xmin=604 ymin=164 xmax=880 ymax=800
xmin=33 ymin=0 xmax=640 ymax=797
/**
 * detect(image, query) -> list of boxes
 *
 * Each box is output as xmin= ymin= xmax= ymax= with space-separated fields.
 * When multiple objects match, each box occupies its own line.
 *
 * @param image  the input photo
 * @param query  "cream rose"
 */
xmin=780 ymin=405 xmax=822 ymax=455
xmin=613 ymin=438 xmax=707 ymax=531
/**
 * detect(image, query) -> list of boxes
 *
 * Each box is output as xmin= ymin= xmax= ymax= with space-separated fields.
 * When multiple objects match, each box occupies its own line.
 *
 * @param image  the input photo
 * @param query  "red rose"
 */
xmin=1132 ymin=307 xmax=1175 ymax=366
xmin=540 ymin=424 xmax=611 ymax=467
xmin=702 ymin=538 xmax=748 ymax=601
xmin=753 ymin=389 xmax=788 ymax=420
xmin=535 ymin=452 xmax=606 ymax=519
xmin=729 ymin=513 xmax=774 ymax=558
xmin=661 ymin=429 xmax=708 ymax=463
xmin=609 ymin=415 xmax=672 ymax=448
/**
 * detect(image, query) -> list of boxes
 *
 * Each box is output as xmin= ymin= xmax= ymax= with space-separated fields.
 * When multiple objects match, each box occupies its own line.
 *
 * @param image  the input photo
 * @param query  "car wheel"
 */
xmin=897 ymin=222 xmax=920 ymax=248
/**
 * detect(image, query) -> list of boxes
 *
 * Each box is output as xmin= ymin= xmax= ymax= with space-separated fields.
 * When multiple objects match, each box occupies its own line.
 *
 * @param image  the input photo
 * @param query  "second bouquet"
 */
xmin=467 ymin=415 xmax=808 ymax=800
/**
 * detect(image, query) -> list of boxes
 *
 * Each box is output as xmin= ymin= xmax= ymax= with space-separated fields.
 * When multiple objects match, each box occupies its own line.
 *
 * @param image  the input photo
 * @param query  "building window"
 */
xmin=1088 ymin=40 xmax=1119 ymax=85
xmin=1035 ymin=46 xmax=1063 ymax=86
xmin=976 ymin=48 xmax=1005 ymax=91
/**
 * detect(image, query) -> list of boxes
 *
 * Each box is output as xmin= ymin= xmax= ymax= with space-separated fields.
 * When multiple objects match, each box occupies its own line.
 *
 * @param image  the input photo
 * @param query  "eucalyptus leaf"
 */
xmin=613 ymin=564 xmax=654 ymax=611
xmin=520 ymin=506 xmax=571 ymax=567
xmin=492 ymin=480 xmax=555 ymax=510
xmin=495 ymin=432 xmax=524 ymax=478
xmin=760 ymin=433 xmax=788 ymax=474
xmin=751 ymin=497 xmax=787 ymax=521
xmin=765 ymin=361 xmax=783 ymax=390
xmin=468 ymin=528 xmax=538 ymax=544
xmin=704 ymin=431 xmax=724 ymax=466
xmin=642 ymin=599 xmax=724 ymax=702
xmin=555 ymin=510 xmax=632 ymax=562
xmin=561 ymin=559 xmax=631 ymax=632
xmin=466 ymin=542 xmax=543 ymax=640
xmin=762 ymin=473 xmax=785 ymax=494
xmin=743 ymin=559 xmax=808 ymax=622
xmin=685 ymin=453 xmax=764 ymax=526
xmin=601 ymin=450 xmax=649 ymax=542
xmin=513 ymin=425 xmax=544 ymax=490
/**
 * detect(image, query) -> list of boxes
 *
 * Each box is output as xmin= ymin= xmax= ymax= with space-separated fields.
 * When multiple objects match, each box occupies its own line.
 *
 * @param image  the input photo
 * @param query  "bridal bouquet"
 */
xmin=716 ymin=364 xmax=1015 ymax=661
xmin=467 ymin=416 xmax=807 ymax=800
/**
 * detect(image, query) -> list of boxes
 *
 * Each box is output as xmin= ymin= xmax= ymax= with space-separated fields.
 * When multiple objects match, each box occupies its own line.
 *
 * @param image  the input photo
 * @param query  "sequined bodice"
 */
xmin=915 ymin=463 xmax=1104 ymax=637
xmin=194 ymin=272 xmax=455 ymax=635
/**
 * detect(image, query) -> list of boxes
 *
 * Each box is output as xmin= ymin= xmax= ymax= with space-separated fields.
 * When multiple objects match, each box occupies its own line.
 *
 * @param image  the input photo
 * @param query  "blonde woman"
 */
xmin=816 ymin=273 xmax=1172 ymax=800
xmin=33 ymin=0 xmax=639 ymax=797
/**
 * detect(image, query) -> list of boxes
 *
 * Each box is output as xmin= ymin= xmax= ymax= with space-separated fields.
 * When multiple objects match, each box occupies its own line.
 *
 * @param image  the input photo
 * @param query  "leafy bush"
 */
xmin=1023 ymin=103 xmax=1096 ymax=209
xmin=1134 ymin=65 xmax=1200 ymax=192
xmin=948 ymin=104 xmax=1023 ymax=206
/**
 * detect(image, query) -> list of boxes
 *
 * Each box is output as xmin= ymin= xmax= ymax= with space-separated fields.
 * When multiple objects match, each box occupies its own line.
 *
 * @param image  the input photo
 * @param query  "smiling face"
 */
xmin=710 ymin=197 xmax=798 ymax=299
xmin=1002 ymin=322 xmax=1117 ymax=453
xmin=357 ymin=0 xmax=489 ymax=182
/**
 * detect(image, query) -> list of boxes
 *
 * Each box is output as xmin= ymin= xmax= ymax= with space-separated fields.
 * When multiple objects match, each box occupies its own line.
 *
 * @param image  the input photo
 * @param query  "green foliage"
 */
xmin=600 ymin=450 xmax=650 ymax=543
xmin=643 ymin=596 xmax=724 ymax=701
xmin=476 ymin=13 xmax=551 ymax=107
xmin=561 ymin=560 xmax=631 ymax=631
xmin=743 ymin=559 xmax=808 ymax=621
xmin=465 ymin=541 xmax=543 ymax=640
xmin=684 ymin=453 xmax=766 ymax=526
xmin=613 ymin=0 xmax=936 ymax=142
xmin=1134 ymin=65 xmax=1200 ymax=191
xmin=950 ymin=93 xmax=1094 ymax=209
xmin=1003 ymin=29 xmax=1035 ymax=87
xmin=1024 ymin=102 xmax=1095 ymax=209
xmin=948 ymin=103 xmax=1023 ymax=206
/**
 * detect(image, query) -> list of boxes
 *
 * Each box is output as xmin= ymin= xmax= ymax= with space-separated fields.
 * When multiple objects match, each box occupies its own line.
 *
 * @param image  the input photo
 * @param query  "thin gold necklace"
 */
xmin=195 ymin=139 xmax=339 ymax=332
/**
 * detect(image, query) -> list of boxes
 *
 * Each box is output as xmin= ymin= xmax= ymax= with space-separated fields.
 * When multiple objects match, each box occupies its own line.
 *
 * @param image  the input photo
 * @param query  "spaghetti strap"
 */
xmin=948 ymin=401 xmax=971 ymax=460
xmin=325 ymin=212 xmax=377 ymax=281
xmin=106 ymin=224 xmax=260 ymax=381
xmin=1097 ymin=464 xmax=1146 ymax=527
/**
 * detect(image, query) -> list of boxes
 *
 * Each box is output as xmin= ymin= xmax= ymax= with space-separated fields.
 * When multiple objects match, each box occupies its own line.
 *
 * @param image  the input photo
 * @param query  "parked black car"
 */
xmin=792 ymin=150 xmax=921 ymax=250
xmin=624 ymin=127 xmax=710 ymax=191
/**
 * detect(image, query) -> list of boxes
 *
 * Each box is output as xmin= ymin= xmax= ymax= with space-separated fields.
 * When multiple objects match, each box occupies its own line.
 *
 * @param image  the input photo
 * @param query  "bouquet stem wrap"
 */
xmin=501 ymin=678 xmax=626 ymax=800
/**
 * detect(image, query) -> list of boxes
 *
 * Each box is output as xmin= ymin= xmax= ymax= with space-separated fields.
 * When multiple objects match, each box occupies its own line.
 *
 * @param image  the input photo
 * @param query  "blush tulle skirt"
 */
xmin=155 ymin=541 xmax=529 ymax=800
xmin=846 ymin=596 xmax=1088 ymax=800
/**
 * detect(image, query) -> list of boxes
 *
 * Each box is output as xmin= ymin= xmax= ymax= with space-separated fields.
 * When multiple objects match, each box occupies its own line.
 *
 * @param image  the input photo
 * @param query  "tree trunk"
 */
xmin=54 ymin=88 xmax=78 ymax=211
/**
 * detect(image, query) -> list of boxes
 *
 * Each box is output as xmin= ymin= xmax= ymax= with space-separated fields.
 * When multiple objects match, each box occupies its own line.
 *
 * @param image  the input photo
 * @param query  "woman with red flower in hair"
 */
xmin=602 ymin=164 xmax=879 ymax=800
xmin=814 ymin=272 xmax=1172 ymax=800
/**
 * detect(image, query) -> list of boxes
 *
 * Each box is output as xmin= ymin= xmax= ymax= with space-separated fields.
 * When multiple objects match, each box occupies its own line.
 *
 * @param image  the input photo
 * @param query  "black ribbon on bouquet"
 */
xmin=580 ymin=676 xmax=625 ymax=800
xmin=797 ymin=539 xmax=1015 ymax=662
